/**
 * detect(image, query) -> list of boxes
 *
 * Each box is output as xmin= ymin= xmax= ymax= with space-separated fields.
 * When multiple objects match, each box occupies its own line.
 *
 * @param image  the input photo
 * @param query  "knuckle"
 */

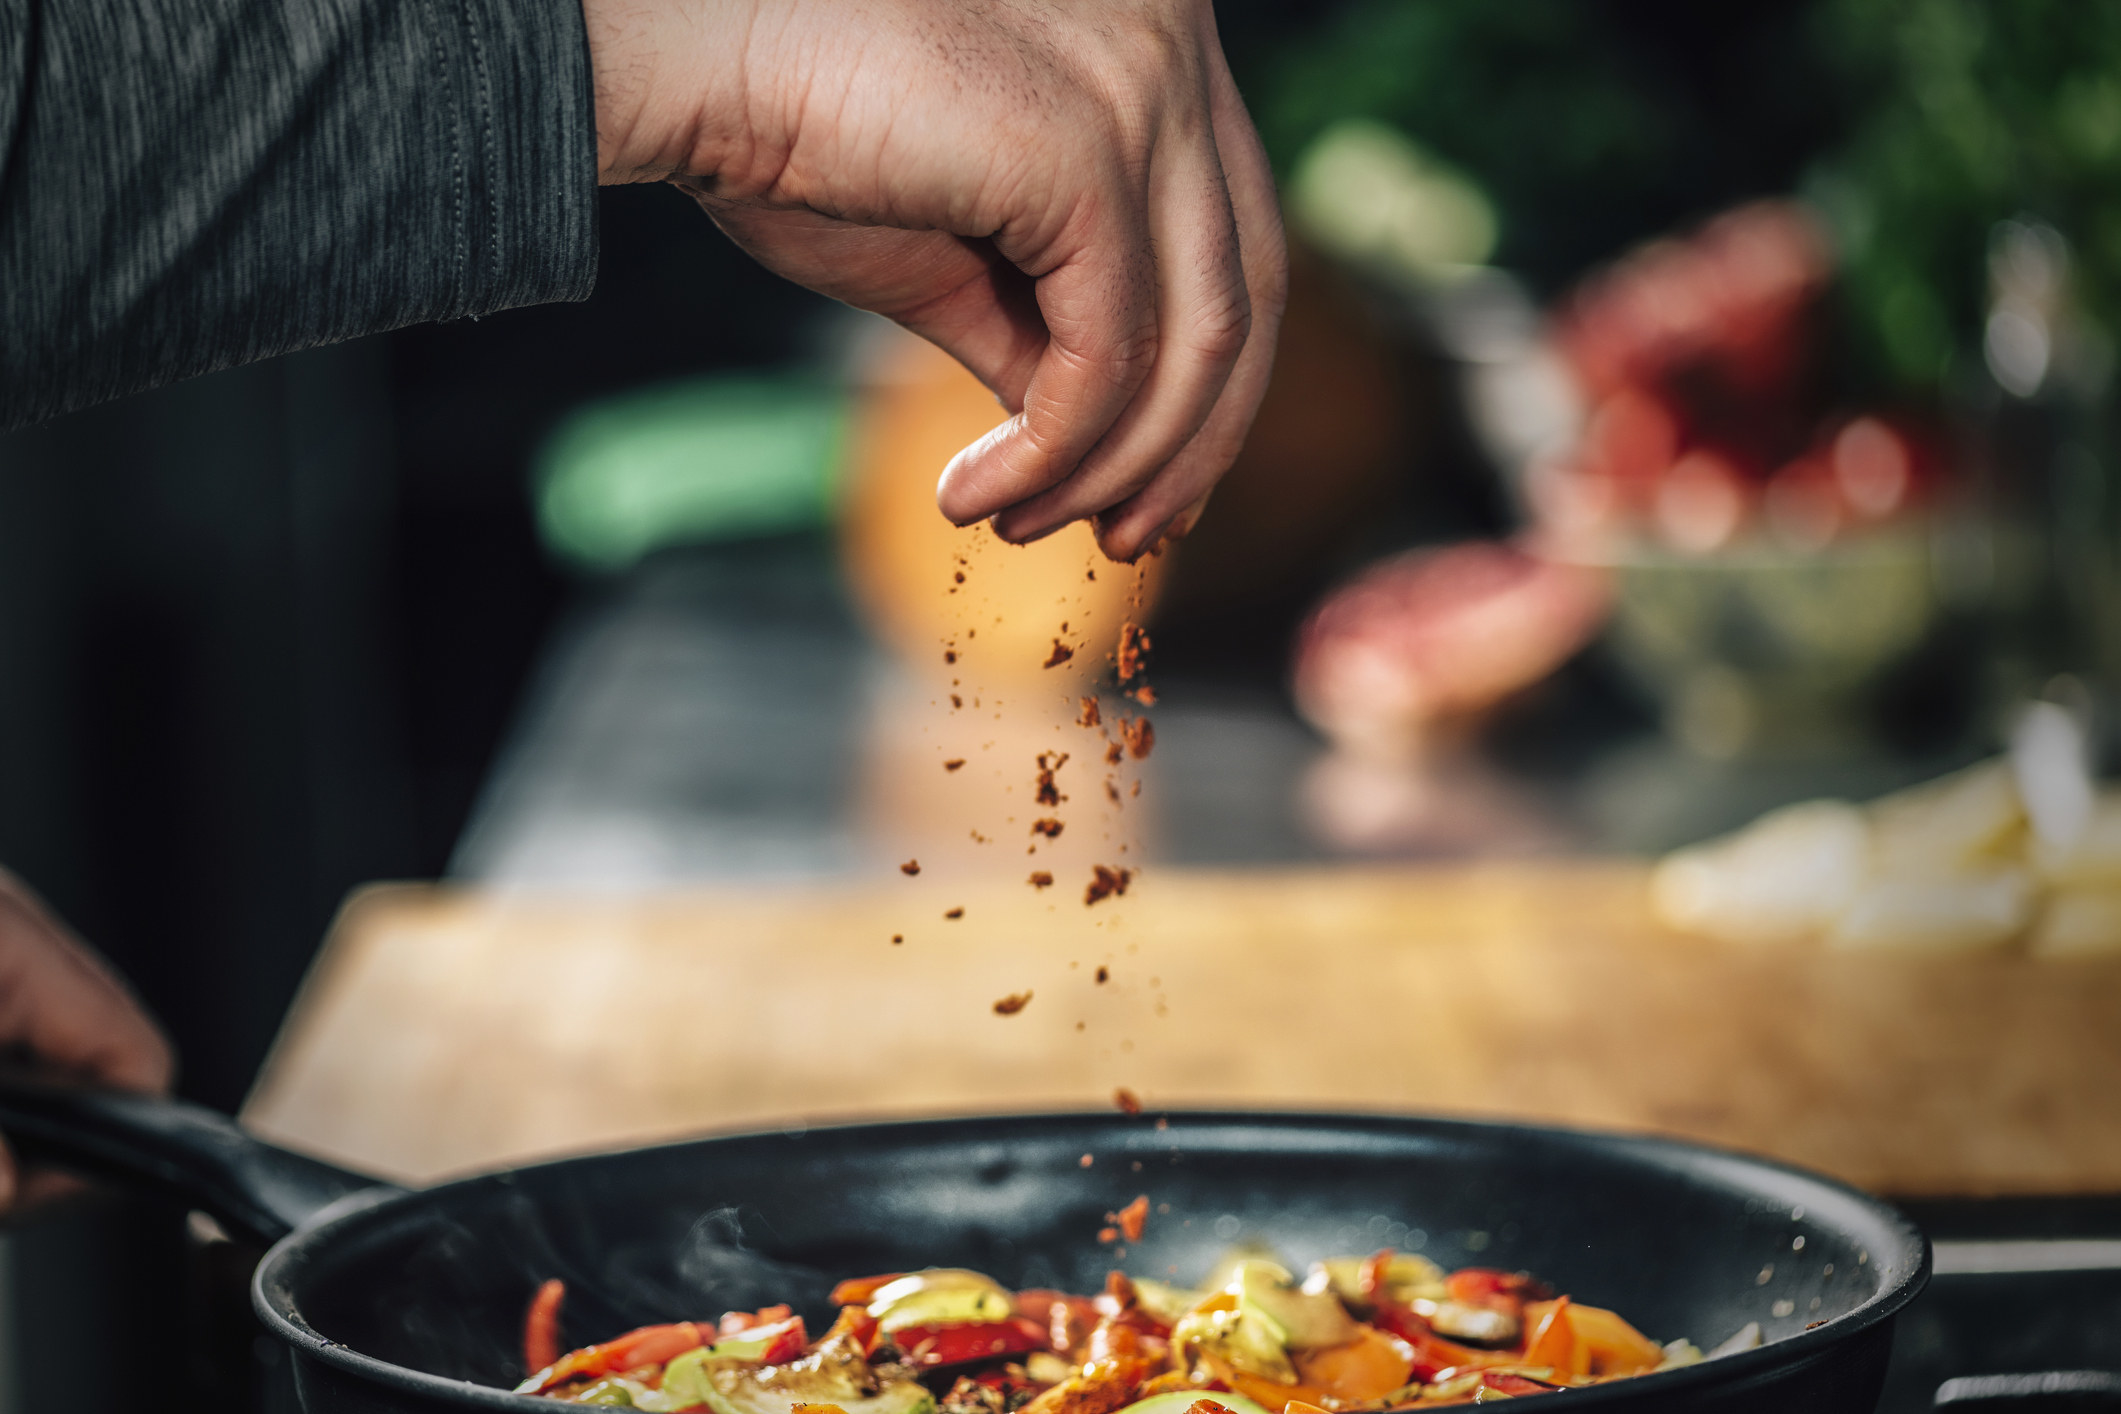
xmin=1187 ymin=288 xmax=1253 ymax=367
xmin=1255 ymin=249 xmax=1291 ymax=322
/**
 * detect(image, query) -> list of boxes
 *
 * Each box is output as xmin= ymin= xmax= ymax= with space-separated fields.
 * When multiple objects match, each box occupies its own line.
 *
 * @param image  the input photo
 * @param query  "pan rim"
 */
xmin=252 ymin=1108 xmax=1930 ymax=1409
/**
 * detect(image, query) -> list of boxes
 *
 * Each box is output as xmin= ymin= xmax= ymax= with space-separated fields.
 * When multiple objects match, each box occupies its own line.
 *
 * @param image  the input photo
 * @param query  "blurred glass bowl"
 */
xmin=1597 ymin=525 xmax=1940 ymax=759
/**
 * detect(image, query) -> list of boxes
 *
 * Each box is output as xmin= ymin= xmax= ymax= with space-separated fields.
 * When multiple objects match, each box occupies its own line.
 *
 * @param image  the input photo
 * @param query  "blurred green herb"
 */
xmin=1806 ymin=0 xmax=2121 ymax=389
xmin=1247 ymin=1 xmax=1836 ymax=294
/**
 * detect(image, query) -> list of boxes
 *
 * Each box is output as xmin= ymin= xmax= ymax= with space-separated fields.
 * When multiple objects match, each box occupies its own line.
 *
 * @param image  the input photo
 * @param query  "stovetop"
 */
xmin=1880 ymin=1198 xmax=2121 ymax=1410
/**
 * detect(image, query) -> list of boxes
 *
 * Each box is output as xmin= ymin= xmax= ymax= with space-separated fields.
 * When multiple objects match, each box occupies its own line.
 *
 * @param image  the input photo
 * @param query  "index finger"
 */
xmin=933 ymin=179 xmax=1161 ymax=526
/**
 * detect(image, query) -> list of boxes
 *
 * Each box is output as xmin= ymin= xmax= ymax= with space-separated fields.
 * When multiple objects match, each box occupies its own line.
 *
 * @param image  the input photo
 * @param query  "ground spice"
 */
xmin=1113 ymin=1087 xmax=1143 ymax=1115
xmin=1034 ymin=750 xmax=1069 ymax=806
xmin=1095 ymin=966 xmax=1109 ymax=983
xmin=1084 ymin=864 xmax=1133 ymax=906
xmin=1078 ymin=697 xmax=1102 ymax=728
xmin=992 ymin=991 xmax=1032 ymax=1015
xmin=1043 ymin=639 xmax=1075 ymax=669
xmin=1028 ymin=871 xmax=1054 ymax=889
xmin=1104 ymin=741 xmax=1124 ymax=765
xmin=1031 ymin=818 xmax=1064 ymax=839
xmin=944 ymin=649 xmax=957 ymax=664
xmin=900 ymin=860 xmax=921 ymax=876
xmin=1109 ymin=1195 xmax=1149 ymax=1243
xmin=891 ymin=934 xmax=903 ymax=945
xmin=1116 ymin=622 xmax=1150 ymax=684
xmin=943 ymin=758 xmax=965 ymax=771
xmin=1119 ymin=717 xmax=1155 ymax=760
xmin=944 ymin=906 xmax=964 ymax=920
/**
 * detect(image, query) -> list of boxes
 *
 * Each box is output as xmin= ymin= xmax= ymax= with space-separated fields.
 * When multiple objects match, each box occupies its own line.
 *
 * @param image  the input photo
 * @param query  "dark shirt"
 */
xmin=0 ymin=0 xmax=599 ymax=430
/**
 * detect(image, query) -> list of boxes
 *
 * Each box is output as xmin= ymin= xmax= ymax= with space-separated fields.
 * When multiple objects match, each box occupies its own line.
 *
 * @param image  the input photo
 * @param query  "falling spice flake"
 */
xmin=1098 ymin=1226 xmax=1120 ymax=1243
xmin=891 ymin=934 xmax=904 ymax=945
xmin=1105 ymin=741 xmax=1124 ymax=766
xmin=1106 ymin=780 xmax=1123 ymax=806
xmin=992 ymin=991 xmax=1032 ymax=1015
xmin=944 ymin=907 xmax=965 ymax=920
xmin=1029 ymin=871 xmax=1054 ymax=889
xmin=1095 ymin=966 xmax=1110 ymax=983
xmin=1031 ymin=818 xmax=1064 ymax=839
xmin=1114 ymin=1087 xmax=1143 ymax=1115
xmin=1085 ymin=864 xmax=1133 ymax=906
xmin=1117 ymin=622 xmax=1151 ymax=684
xmin=953 ymin=571 xmax=966 ymax=584
xmin=1078 ymin=696 xmax=1102 ymax=729
xmin=900 ymin=860 xmax=921 ymax=876
xmin=1043 ymin=639 xmax=1076 ymax=669
xmin=944 ymin=649 xmax=958 ymax=664
xmin=1034 ymin=750 xmax=1069 ymax=806
xmin=1119 ymin=716 xmax=1155 ymax=760
xmin=1109 ymin=1195 xmax=1149 ymax=1243
xmin=1127 ymin=684 xmax=1159 ymax=706
xmin=943 ymin=759 xmax=966 ymax=772
xmin=1079 ymin=1153 xmax=1095 ymax=1168
xmin=1086 ymin=569 xmax=1097 ymax=581
xmin=951 ymin=694 xmax=964 ymax=709
xmin=1130 ymin=780 xmax=1141 ymax=797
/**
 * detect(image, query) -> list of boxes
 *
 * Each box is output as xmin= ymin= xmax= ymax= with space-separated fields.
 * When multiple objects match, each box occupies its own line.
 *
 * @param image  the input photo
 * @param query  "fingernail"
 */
xmin=935 ymin=459 xmax=982 ymax=527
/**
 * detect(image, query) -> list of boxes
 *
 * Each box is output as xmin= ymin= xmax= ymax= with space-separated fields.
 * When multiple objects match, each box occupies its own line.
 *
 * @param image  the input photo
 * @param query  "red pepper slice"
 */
xmin=890 ymin=1318 xmax=1046 ymax=1367
xmin=518 ymin=1321 xmax=710 ymax=1394
xmin=720 ymin=1305 xmax=795 ymax=1336
xmin=830 ymin=1273 xmax=907 ymax=1306
xmin=523 ymin=1279 xmax=566 ymax=1378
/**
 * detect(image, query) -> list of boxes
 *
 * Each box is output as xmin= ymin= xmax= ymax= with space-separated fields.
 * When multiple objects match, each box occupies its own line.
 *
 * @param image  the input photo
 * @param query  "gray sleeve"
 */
xmin=0 ymin=0 xmax=600 ymax=431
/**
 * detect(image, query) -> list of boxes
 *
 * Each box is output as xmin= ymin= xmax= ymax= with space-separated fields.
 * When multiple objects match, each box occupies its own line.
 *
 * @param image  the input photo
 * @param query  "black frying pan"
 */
xmin=0 ymin=1083 xmax=1929 ymax=1413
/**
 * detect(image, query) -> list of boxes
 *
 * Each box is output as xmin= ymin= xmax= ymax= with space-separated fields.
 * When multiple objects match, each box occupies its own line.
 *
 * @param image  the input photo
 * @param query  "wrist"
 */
xmin=579 ymin=0 xmax=747 ymax=184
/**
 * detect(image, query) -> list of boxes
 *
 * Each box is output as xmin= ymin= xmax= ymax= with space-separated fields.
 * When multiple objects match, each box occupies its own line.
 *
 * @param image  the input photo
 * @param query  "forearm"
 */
xmin=0 ymin=0 xmax=601 ymax=430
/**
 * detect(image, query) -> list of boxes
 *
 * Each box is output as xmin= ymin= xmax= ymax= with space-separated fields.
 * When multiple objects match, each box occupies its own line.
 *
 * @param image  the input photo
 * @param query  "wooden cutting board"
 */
xmin=241 ymin=862 xmax=2121 ymax=1196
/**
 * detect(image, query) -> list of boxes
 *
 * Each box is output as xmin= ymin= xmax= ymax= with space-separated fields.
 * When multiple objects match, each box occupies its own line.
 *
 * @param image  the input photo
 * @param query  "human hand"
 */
xmin=582 ymin=0 xmax=1287 ymax=561
xmin=0 ymin=870 xmax=173 ymax=1209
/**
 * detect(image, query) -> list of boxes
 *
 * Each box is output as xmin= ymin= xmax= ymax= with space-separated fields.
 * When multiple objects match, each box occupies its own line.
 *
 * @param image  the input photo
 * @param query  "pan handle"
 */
xmin=0 ymin=1075 xmax=394 ymax=1246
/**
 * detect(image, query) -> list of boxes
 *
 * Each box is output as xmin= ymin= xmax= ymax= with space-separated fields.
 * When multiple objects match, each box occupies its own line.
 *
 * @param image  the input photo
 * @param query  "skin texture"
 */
xmin=0 ymin=871 xmax=173 ymax=1209
xmin=581 ymin=0 xmax=1288 ymax=561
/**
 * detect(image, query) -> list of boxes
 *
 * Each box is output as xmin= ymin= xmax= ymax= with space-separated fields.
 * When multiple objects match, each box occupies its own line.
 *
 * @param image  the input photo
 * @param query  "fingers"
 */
xmin=0 ymin=870 xmax=174 ymax=1094
xmin=933 ymin=176 xmax=1161 ymax=525
xmin=987 ymin=133 xmax=1251 ymax=546
xmin=1090 ymin=55 xmax=1288 ymax=561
